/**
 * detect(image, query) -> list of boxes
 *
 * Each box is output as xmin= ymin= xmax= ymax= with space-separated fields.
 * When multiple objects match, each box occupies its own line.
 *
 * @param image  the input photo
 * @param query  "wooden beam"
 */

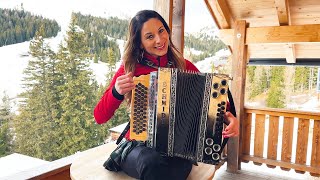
xmin=274 ymin=0 xmax=290 ymax=25
xmin=247 ymin=43 xmax=320 ymax=59
xmin=285 ymin=43 xmax=296 ymax=63
xmin=153 ymin=0 xmax=173 ymax=28
xmin=204 ymin=0 xmax=234 ymax=29
xmin=228 ymin=20 xmax=247 ymax=173
xmin=171 ymin=0 xmax=185 ymax=53
xmin=219 ymin=24 xmax=320 ymax=45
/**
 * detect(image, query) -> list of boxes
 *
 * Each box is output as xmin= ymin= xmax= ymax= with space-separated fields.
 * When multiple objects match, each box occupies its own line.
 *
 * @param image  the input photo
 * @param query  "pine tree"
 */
xmin=55 ymin=15 xmax=108 ymax=157
xmin=266 ymin=66 xmax=285 ymax=108
xmin=0 ymin=92 xmax=13 ymax=157
xmin=247 ymin=66 xmax=268 ymax=99
xmin=294 ymin=67 xmax=309 ymax=92
xmin=107 ymin=48 xmax=116 ymax=79
xmin=13 ymin=24 xmax=63 ymax=160
xmin=94 ymin=53 xmax=98 ymax=63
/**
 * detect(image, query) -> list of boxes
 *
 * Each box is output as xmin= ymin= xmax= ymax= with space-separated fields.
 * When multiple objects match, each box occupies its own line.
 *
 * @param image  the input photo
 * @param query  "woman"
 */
xmin=94 ymin=10 xmax=239 ymax=180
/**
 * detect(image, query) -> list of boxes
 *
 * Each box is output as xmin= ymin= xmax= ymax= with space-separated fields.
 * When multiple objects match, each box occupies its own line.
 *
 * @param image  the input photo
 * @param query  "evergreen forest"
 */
xmin=0 ymin=8 xmax=60 ymax=47
xmin=246 ymin=66 xmax=318 ymax=108
xmin=0 ymin=14 xmax=129 ymax=160
xmin=72 ymin=12 xmax=128 ymax=64
xmin=184 ymin=32 xmax=227 ymax=63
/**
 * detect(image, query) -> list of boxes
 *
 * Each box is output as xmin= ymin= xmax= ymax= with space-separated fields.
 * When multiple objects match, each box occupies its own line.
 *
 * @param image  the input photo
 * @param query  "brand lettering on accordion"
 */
xmin=130 ymin=68 xmax=232 ymax=165
xmin=161 ymin=83 xmax=167 ymax=125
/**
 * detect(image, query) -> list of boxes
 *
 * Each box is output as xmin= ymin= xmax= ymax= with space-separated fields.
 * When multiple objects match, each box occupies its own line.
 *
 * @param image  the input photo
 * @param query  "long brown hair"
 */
xmin=123 ymin=10 xmax=186 ymax=102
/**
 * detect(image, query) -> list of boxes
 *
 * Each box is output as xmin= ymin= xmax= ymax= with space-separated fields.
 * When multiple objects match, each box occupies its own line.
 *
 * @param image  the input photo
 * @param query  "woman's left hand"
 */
xmin=222 ymin=112 xmax=239 ymax=138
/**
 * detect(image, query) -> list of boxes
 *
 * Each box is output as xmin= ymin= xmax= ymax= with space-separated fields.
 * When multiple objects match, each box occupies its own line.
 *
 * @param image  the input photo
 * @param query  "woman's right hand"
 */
xmin=115 ymin=72 xmax=135 ymax=95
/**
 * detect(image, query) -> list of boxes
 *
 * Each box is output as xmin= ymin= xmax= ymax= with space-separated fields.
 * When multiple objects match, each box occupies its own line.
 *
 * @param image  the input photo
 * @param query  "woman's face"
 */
xmin=140 ymin=18 xmax=169 ymax=58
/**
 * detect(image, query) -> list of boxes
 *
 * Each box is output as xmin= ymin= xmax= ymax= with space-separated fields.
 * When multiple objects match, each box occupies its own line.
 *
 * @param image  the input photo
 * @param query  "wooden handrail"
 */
xmin=245 ymin=106 xmax=320 ymax=120
xmin=242 ymin=106 xmax=320 ymax=177
xmin=3 ymin=153 xmax=76 ymax=179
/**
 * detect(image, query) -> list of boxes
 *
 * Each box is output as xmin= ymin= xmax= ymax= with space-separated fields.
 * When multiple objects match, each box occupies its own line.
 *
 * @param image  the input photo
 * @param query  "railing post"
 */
xmin=227 ymin=20 xmax=247 ymax=173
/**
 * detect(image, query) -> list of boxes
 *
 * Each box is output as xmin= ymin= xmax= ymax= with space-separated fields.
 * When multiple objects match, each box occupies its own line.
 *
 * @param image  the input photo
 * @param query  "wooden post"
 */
xmin=227 ymin=20 xmax=247 ymax=173
xmin=171 ymin=0 xmax=185 ymax=54
xmin=153 ymin=0 xmax=173 ymax=27
xmin=153 ymin=0 xmax=185 ymax=53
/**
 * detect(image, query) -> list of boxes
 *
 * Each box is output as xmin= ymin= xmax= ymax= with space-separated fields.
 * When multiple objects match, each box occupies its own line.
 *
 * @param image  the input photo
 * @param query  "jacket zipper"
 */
xmin=157 ymin=57 xmax=160 ymax=67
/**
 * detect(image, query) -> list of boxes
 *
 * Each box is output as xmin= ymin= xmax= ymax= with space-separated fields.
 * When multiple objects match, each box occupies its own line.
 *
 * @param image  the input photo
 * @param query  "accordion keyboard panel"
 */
xmin=129 ymin=74 xmax=150 ymax=141
xmin=202 ymin=76 xmax=229 ymax=164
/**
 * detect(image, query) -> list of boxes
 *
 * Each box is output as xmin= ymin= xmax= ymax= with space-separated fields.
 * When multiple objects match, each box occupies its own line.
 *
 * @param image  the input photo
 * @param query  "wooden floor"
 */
xmin=213 ymin=162 xmax=320 ymax=180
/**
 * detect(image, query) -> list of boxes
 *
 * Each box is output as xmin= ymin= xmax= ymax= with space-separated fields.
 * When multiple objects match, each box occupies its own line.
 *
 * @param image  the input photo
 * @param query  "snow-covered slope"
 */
xmin=195 ymin=49 xmax=230 ymax=73
xmin=0 ymin=33 xmax=110 ymax=101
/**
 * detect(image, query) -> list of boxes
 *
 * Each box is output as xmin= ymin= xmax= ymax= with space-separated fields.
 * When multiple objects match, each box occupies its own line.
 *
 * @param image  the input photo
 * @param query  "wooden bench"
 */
xmin=70 ymin=142 xmax=221 ymax=180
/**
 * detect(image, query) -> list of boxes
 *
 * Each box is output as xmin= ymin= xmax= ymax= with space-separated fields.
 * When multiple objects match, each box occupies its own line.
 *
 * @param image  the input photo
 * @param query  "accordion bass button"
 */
xmin=213 ymin=144 xmax=221 ymax=152
xmin=204 ymin=147 xmax=213 ymax=155
xmin=212 ymin=153 xmax=220 ymax=161
xmin=205 ymin=138 xmax=214 ymax=146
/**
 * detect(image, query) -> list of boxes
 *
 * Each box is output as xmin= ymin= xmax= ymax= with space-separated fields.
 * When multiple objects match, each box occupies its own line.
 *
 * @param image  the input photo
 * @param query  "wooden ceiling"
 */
xmin=204 ymin=0 xmax=320 ymax=64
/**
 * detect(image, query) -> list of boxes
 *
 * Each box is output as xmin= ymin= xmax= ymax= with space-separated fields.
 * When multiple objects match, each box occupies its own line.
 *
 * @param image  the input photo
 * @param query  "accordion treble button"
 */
xmin=221 ymin=79 xmax=227 ymax=86
xmin=213 ymin=83 xmax=219 ymax=89
xmin=212 ymin=92 xmax=218 ymax=98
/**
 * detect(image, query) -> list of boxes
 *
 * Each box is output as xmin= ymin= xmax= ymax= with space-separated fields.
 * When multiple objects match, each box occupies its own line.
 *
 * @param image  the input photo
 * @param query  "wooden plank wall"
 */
xmin=242 ymin=107 xmax=320 ymax=177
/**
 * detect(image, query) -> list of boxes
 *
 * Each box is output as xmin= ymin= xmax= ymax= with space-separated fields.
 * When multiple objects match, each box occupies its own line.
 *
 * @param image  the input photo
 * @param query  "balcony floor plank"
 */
xmin=213 ymin=162 xmax=320 ymax=180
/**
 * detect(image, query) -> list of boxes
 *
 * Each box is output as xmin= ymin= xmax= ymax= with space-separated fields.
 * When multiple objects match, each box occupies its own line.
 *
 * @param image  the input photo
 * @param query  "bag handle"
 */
xmin=116 ymin=122 xmax=130 ymax=145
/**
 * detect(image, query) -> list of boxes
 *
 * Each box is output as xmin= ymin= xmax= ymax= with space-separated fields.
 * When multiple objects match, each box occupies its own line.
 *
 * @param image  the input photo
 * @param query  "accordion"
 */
xmin=129 ymin=68 xmax=231 ymax=165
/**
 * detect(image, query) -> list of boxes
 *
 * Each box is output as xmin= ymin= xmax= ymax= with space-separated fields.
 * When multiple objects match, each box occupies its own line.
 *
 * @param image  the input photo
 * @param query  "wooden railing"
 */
xmin=241 ymin=107 xmax=320 ymax=176
xmin=4 ymin=153 xmax=75 ymax=179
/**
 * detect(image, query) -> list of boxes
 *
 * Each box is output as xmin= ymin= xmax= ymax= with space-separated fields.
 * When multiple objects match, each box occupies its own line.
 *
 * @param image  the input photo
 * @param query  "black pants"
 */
xmin=120 ymin=146 xmax=193 ymax=180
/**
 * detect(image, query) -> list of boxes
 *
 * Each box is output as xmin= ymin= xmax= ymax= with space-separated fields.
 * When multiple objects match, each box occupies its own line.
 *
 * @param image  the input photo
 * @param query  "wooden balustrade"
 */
xmin=241 ymin=107 xmax=320 ymax=177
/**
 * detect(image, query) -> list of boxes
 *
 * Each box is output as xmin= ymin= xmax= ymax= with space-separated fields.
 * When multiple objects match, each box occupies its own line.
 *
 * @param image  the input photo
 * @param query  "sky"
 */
xmin=0 ymin=0 xmax=216 ymax=33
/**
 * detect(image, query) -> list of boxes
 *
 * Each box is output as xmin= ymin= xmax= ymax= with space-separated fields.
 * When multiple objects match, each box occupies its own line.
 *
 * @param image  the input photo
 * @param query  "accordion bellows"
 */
xmin=130 ymin=68 xmax=230 ymax=165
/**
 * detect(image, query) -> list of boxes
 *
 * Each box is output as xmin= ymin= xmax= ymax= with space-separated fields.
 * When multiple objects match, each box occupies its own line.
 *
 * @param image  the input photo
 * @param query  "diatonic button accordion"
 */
xmin=130 ymin=68 xmax=231 ymax=165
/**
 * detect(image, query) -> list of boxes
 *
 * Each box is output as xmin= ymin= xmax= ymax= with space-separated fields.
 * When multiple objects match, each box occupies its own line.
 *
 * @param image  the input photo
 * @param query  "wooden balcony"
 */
xmin=4 ymin=107 xmax=319 ymax=179
xmin=1 ymin=0 xmax=319 ymax=179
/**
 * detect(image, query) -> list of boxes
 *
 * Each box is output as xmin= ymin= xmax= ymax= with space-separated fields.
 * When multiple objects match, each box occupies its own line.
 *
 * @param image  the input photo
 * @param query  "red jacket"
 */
xmin=94 ymin=53 xmax=199 ymax=139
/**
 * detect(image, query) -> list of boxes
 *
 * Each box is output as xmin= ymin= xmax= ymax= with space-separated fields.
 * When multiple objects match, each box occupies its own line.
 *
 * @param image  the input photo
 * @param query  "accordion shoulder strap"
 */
xmin=116 ymin=122 xmax=130 ymax=145
xmin=220 ymin=91 xmax=237 ymax=152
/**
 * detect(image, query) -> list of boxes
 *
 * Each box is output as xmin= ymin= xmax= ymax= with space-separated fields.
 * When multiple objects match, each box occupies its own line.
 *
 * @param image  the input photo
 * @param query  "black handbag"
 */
xmin=103 ymin=122 xmax=145 ymax=172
